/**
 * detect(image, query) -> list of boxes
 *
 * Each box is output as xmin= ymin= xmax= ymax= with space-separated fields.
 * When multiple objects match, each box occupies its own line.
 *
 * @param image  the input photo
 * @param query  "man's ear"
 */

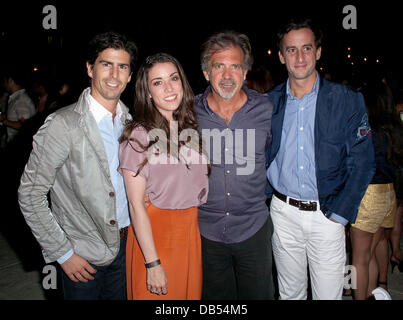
xmin=203 ymin=70 xmax=210 ymax=82
xmin=316 ymin=46 xmax=322 ymax=61
xmin=278 ymin=50 xmax=286 ymax=65
xmin=86 ymin=62 xmax=94 ymax=79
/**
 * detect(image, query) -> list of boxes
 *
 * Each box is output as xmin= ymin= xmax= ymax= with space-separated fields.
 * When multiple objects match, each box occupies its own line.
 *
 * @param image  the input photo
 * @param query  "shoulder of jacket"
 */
xmin=267 ymin=82 xmax=286 ymax=99
xmin=46 ymin=103 xmax=81 ymax=128
xmin=269 ymin=82 xmax=286 ymax=94
xmin=267 ymin=83 xmax=286 ymax=110
xmin=323 ymin=79 xmax=360 ymax=96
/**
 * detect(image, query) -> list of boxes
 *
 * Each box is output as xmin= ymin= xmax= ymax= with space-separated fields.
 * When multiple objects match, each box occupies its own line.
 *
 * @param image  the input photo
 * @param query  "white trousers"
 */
xmin=270 ymin=195 xmax=346 ymax=300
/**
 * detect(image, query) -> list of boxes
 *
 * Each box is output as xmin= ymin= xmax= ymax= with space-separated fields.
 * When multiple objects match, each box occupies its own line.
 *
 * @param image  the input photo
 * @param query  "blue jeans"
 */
xmin=59 ymin=235 xmax=127 ymax=300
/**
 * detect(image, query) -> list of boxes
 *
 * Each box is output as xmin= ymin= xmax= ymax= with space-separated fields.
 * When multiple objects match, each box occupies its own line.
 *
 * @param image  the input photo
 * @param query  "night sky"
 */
xmin=1 ymin=0 xmax=402 ymax=102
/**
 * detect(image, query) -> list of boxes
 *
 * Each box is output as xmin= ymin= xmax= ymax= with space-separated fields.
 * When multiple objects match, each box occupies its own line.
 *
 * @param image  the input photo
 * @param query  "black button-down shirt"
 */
xmin=195 ymin=86 xmax=273 ymax=243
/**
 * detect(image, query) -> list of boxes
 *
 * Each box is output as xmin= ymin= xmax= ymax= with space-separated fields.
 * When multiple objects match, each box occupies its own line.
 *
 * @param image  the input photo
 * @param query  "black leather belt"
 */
xmin=273 ymin=189 xmax=318 ymax=211
xmin=119 ymin=226 xmax=128 ymax=240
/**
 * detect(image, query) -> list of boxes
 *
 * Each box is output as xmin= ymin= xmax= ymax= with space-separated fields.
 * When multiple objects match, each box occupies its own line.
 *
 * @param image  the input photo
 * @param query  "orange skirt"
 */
xmin=126 ymin=204 xmax=202 ymax=300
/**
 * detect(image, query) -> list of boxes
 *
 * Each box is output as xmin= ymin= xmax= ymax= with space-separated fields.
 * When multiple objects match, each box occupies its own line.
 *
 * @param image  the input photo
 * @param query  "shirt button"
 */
xmin=300 ymin=146 xmax=304 ymax=150
xmin=225 ymin=148 xmax=229 ymax=152
xmin=109 ymin=191 xmax=115 ymax=197
xmin=226 ymin=170 xmax=230 ymax=174
xmin=227 ymin=192 xmax=231 ymax=196
xmin=226 ymin=212 xmax=230 ymax=216
xmin=300 ymin=107 xmax=304 ymax=111
xmin=300 ymin=127 xmax=304 ymax=131
xmin=300 ymin=166 xmax=304 ymax=170
xmin=109 ymin=220 xmax=116 ymax=225
xmin=302 ymin=184 xmax=305 ymax=188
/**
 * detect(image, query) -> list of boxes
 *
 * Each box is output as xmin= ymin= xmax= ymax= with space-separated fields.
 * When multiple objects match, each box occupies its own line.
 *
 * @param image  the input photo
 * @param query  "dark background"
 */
xmin=1 ymin=0 xmax=402 ymax=103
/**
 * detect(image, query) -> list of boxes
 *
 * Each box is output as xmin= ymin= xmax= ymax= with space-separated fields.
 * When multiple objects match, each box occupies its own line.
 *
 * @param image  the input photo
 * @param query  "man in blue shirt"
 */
xmin=266 ymin=19 xmax=375 ymax=299
xmin=195 ymin=30 xmax=274 ymax=299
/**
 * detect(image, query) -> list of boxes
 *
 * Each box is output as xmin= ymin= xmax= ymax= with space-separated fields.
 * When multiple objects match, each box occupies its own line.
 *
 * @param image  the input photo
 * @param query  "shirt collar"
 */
xmin=9 ymin=88 xmax=26 ymax=101
xmin=286 ymin=71 xmax=320 ymax=99
xmin=201 ymin=85 xmax=252 ymax=115
xmin=87 ymin=93 xmax=123 ymax=124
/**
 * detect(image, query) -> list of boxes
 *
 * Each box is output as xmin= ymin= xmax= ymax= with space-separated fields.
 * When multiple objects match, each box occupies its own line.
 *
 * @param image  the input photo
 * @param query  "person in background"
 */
xmin=0 ymin=69 xmax=36 ymax=144
xmin=18 ymin=31 xmax=137 ymax=300
xmin=0 ymin=78 xmax=9 ymax=149
xmin=245 ymin=64 xmax=274 ymax=93
xmin=350 ymin=80 xmax=403 ymax=299
xmin=31 ymin=74 xmax=54 ymax=114
xmin=48 ymin=78 xmax=77 ymax=112
xmin=387 ymin=91 xmax=403 ymax=273
xmin=266 ymin=18 xmax=375 ymax=300
xmin=119 ymin=53 xmax=209 ymax=300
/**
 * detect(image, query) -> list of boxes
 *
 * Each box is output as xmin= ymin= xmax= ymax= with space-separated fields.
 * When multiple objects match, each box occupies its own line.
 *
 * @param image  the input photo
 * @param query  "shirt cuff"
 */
xmin=327 ymin=212 xmax=349 ymax=226
xmin=57 ymin=249 xmax=74 ymax=264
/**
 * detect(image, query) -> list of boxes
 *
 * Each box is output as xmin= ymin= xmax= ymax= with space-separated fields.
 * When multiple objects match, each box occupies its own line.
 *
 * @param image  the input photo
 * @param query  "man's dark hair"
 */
xmin=200 ymin=30 xmax=253 ymax=73
xmin=86 ymin=31 xmax=138 ymax=72
xmin=277 ymin=18 xmax=323 ymax=53
xmin=2 ymin=67 xmax=28 ymax=87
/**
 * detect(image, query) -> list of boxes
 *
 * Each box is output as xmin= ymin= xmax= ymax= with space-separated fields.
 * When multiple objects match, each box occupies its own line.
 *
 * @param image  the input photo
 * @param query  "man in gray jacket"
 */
xmin=18 ymin=31 xmax=137 ymax=300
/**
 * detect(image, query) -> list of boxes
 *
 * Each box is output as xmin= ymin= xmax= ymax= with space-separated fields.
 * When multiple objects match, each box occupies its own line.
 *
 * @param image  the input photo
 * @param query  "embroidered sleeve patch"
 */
xmin=357 ymin=114 xmax=371 ymax=139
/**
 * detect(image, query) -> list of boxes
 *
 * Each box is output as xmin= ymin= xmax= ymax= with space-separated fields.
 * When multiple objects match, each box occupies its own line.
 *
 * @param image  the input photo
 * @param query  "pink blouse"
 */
xmin=118 ymin=126 xmax=209 ymax=209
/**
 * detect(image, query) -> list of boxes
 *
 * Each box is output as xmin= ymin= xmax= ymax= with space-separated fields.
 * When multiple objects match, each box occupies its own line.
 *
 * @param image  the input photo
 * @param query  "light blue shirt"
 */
xmin=57 ymin=95 xmax=130 ymax=264
xmin=267 ymin=73 xmax=347 ymax=225
xmin=267 ymin=74 xmax=319 ymax=201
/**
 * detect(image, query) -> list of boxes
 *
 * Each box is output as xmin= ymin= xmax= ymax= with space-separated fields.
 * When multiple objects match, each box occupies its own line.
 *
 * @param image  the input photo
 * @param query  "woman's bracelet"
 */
xmin=145 ymin=259 xmax=161 ymax=269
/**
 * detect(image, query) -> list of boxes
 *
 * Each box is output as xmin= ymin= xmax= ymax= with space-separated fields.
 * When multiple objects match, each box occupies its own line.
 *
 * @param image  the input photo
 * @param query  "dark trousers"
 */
xmin=201 ymin=217 xmax=274 ymax=300
xmin=58 ymin=235 xmax=127 ymax=300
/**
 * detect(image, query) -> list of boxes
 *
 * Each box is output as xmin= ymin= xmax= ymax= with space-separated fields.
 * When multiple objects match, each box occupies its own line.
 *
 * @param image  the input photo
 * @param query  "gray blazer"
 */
xmin=18 ymin=88 xmax=132 ymax=266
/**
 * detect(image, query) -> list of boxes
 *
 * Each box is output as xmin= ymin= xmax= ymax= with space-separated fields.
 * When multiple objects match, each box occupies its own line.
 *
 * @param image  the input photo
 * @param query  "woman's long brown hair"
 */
xmin=119 ymin=53 xmax=209 ymax=176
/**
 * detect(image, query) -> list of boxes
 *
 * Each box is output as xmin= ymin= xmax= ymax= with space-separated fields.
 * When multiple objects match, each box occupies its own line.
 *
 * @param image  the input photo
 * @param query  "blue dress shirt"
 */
xmin=267 ymin=74 xmax=319 ymax=201
xmin=195 ymin=86 xmax=273 ymax=243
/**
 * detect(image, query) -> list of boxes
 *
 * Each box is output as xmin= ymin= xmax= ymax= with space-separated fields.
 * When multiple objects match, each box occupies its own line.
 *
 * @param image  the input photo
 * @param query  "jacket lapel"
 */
xmin=269 ymin=84 xmax=287 ymax=163
xmin=314 ymin=77 xmax=331 ymax=152
xmin=74 ymin=88 xmax=111 ymax=179
xmin=82 ymin=112 xmax=111 ymax=179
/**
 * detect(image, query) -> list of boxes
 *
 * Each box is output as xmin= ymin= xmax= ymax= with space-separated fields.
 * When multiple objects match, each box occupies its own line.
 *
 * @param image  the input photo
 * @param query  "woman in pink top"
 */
xmin=119 ymin=53 xmax=209 ymax=300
